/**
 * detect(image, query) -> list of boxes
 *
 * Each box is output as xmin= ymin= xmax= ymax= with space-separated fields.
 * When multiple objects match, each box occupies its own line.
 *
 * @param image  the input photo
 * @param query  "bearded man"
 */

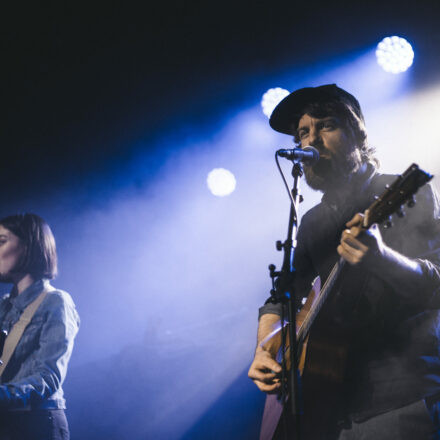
xmin=248 ymin=84 xmax=440 ymax=439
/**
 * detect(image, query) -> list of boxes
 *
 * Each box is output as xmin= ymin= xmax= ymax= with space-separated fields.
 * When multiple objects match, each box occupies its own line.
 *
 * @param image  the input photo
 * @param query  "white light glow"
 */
xmin=207 ymin=168 xmax=236 ymax=196
xmin=376 ymin=36 xmax=414 ymax=74
xmin=261 ymin=87 xmax=290 ymax=118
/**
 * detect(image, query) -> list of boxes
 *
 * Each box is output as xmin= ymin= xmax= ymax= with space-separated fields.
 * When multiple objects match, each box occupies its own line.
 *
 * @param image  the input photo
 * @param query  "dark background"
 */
xmin=1 ymin=1 xmax=440 ymax=439
xmin=2 ymin=1 xmax=439 ymax=199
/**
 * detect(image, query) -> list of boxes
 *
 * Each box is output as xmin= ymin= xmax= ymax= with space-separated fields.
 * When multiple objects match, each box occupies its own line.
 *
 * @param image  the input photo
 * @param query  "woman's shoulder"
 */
xmin=46 ymin=286 xmax=75 ymax=306
xmin=43 ymin=284 xmax=80 ymax=325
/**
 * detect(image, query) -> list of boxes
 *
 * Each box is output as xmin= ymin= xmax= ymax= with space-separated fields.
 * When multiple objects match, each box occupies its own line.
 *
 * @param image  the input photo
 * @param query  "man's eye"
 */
xmin=299 ymin=131 xmax=308 ymax=138
xmin=323 ymin=122 xmax=335 ymax=129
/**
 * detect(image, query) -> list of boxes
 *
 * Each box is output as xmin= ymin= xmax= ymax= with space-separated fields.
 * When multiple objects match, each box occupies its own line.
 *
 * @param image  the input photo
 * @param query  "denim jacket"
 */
xmin=0 ymin=279 xmax=80 ymax=410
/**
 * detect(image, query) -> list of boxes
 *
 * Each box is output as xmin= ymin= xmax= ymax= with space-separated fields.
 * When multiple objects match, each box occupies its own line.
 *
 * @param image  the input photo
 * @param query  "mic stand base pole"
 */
xmin=270 ymin=161 xmax=304 ymax=440
xmin=287 ymin=163 xmax=303 ymax=440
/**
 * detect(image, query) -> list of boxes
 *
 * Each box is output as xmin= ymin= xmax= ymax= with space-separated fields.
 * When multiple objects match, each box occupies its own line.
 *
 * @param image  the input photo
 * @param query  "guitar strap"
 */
xmin=0 ymin=287 xmax=53 ymax=378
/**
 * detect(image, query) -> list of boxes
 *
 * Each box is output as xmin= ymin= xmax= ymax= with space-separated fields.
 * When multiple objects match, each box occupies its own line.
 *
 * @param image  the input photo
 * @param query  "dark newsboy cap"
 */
xmin=269 ymin=84 xmax=364 ymax=135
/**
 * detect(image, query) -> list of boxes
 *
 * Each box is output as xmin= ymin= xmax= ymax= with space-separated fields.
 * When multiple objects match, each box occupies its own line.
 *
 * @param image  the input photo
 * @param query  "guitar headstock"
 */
xmin=363 ymin=164 xmax=433 ymax=229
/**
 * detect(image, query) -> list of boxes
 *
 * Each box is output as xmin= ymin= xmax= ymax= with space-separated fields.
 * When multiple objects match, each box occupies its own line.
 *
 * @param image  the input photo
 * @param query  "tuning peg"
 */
xmin=407 ymin=196 xmax=416 ymax=208
xmin=276 ymin=240 xmax=283 ymax=251
xmin=383 ymin=216 xmax=393 ymax=229
xmin=396 ymin=206 xmax=405 ymax=218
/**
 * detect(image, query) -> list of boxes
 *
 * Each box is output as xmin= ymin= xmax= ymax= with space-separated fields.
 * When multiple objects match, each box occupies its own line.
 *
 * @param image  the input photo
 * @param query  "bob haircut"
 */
xmin=0 ymin=213 xmax=58 ymax=279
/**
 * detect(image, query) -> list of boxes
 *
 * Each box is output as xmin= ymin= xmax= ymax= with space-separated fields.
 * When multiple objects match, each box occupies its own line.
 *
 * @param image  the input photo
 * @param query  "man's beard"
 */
xmin=303 ymin=147 xmax=363 ymax=192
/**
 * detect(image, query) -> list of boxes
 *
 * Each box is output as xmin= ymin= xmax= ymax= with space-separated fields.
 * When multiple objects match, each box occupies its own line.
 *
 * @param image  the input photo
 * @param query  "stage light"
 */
xmin=376 ymin=36 xmax=414 ymax=74
xmin=207 ymin=168 xmax=236 ymax=197
xmin=261 ymin=87 xmax=290 ymax=118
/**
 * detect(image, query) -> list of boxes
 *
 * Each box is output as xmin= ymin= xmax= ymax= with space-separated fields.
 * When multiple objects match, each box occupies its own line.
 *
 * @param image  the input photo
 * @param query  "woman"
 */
xmin=0 ymin=213 xmax=80 ymax=440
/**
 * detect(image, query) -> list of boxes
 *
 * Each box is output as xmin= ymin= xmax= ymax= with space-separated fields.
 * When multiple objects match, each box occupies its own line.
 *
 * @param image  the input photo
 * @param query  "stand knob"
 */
xmin=268 ymin=264 xmax=278 ymax=280
xmin=276 ymin=240 xmax=283 ymax=251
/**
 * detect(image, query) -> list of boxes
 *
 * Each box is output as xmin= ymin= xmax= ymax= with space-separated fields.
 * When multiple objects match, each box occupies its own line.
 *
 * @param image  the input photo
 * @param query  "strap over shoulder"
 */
xmin=0 ymin=286 xmax=54 ymax=378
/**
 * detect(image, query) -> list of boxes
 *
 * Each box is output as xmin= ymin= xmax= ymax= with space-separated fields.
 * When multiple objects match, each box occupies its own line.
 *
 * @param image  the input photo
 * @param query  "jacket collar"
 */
xmin=9 ymin=279 xmax=50 ymax=312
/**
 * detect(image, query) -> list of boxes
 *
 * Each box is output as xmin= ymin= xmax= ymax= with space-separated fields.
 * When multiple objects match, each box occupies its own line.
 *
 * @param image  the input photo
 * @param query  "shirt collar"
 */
xmin=321 ymin=163 xmax=377 ymax=210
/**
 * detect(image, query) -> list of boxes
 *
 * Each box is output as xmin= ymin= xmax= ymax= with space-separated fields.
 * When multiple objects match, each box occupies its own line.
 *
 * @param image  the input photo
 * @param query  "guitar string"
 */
xmin=297 ymin=259 xmax=342 ymax=342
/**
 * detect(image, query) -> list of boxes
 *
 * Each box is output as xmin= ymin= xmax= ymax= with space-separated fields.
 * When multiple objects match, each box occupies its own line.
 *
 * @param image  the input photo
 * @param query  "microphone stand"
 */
xmin=269 ymin=160 xmax=304 ymax=440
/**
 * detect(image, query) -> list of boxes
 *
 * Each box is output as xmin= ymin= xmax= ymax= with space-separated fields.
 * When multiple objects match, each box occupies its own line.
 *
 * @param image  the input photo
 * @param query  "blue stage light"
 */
xmin=207 ymin=168 xmax=236 ymax=196
xmin=261 ymin=87 xmax=290 ymax=118
xmin=376 ymin=36 xmax=414 ymax=74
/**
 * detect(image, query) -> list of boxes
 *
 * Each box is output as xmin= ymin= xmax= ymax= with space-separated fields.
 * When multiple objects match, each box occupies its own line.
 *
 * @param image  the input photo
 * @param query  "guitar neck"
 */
xmin=297 ymin=258 xmax=346 ymax=347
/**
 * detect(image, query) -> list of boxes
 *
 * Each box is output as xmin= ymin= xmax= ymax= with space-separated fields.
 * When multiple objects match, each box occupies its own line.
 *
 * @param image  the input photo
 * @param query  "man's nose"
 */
xmin=308 ymin=127 xmax=321 ymax=146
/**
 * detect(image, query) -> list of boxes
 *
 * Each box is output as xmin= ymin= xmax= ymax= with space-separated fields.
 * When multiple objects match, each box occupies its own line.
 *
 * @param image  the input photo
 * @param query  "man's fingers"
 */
xmin=342 ymin=224 xmax=363 ymax=239
xmin=248 ymin=368 xmax=278 ymax=383
xmin=248 ymin=358 xmax=282 ymax=380
xmin=253 ymin=379 xmax=282 ymax=394
xmin=251 ymin=351 xmax=282 ymax=373
xmin=248 ymin=350 xmax=283 ymax=392
xmin=338 ymin=242 xmax=363 ymax=265
xmin=260 ymin=357 xmax=282 ymax=374
xmin=346 ymin=213 xmax=364 ymax=228
xmin=341 ymin=232 xmax=368 ymax=252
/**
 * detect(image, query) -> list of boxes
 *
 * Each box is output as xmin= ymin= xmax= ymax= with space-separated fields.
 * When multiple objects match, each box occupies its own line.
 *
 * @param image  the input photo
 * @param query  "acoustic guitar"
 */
xmin=259 ymin=163 xmax=433 ymax=440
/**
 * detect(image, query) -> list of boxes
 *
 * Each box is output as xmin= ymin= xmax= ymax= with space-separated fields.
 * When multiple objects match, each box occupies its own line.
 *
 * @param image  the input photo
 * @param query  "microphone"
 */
xmin=276 ymin=146 xmax=320 ymax=165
